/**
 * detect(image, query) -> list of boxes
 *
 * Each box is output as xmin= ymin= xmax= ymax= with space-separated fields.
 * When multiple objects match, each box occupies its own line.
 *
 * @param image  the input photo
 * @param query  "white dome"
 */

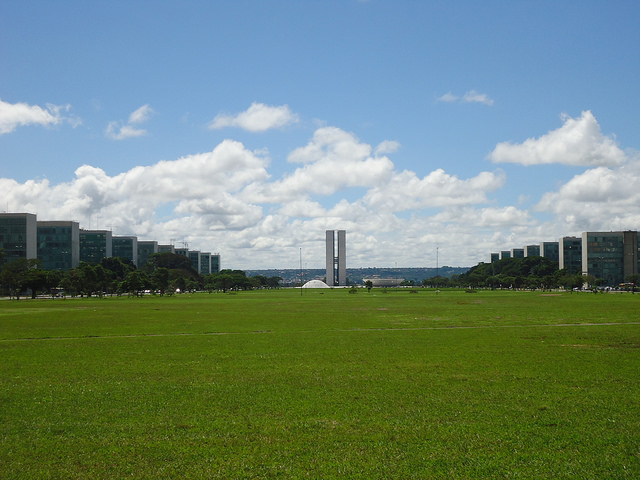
xmin=302 ymin=279 xmax=330 ymax=288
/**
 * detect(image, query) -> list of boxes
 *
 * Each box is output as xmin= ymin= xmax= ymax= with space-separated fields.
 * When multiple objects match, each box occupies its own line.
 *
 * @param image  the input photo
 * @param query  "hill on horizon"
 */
xmin=245 ymin=266 xmax=470 ymax=285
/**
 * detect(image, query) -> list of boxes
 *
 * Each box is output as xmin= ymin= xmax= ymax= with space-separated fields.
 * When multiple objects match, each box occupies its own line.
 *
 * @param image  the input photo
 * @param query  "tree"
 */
xmin=122 ymin=270 xmax=149 ymax=296
xmin=365 ymin=280 xmax=373 ymax=292
xmin=151 ymin=267 xmax=170 ymax=295
xmin=0 ymin=258 xmax=40 ymax=299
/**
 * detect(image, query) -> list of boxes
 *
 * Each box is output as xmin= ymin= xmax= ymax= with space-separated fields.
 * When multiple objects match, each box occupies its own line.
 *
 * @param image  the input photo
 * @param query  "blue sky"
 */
xmin=2 ymin=1 xmax=639 ymax=269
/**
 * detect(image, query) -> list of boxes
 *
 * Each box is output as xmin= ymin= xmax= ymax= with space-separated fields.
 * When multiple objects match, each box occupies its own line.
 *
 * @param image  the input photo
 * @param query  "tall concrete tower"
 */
xmin=326 ymin=230 xmax=346 ymax=286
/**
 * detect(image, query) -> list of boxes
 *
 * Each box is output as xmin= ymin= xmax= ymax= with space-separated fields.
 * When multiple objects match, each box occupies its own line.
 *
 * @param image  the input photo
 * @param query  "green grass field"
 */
xmin=1 ymin=289 xmax=639 ymax=479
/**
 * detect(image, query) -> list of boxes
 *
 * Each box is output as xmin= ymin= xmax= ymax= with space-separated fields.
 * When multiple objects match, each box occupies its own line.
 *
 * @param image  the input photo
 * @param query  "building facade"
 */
xmin=559 ymin=236 xmax=582 ymax=275
xmin=524 ymin=245 xmax=540 ymax=257
xmin=137 ymin=241 xmax=158 ymax=268
xmin=540 ymin=242 xmax=559 ymax=265
xmin=582 ymin=231 xmax=639 ymax=286
xmin=112 ymin=236 xmax=138 ymax=266
xmin=211 ymin=253 xmax=220 ymax=274
xmin=79 ymin=229 xmax=113 ymax=264
xmin=37 ymin=221 xmax=80 ymax=271
xmin=0 ymin=213 xmax=37 ymax=264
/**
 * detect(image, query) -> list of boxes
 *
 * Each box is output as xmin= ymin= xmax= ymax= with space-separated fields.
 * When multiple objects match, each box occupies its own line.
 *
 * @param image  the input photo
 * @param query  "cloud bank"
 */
xmin=2 ymin=108 xmax=638 ymax=269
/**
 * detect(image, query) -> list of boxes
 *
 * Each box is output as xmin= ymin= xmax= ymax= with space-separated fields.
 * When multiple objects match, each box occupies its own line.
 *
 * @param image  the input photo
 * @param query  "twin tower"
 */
xmin=325 ymin=230 xmax=346 ymax=286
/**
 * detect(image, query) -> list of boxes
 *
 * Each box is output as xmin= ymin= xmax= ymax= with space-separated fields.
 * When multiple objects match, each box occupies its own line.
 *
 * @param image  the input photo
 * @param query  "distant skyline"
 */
xmin=2 ymin=1 xmax=639 ymax=269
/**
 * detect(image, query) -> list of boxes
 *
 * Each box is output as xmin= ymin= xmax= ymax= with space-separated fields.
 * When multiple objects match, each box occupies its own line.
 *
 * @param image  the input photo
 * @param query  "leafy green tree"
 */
xmin=0 ymin=258 xmax=40 ymax=299
xmin=365 ymin=280 xmax=373 ymax=292
xmin=151 ymin=267 xmax=170 ymax=295
xmin=122 ymin=270 xmax=149 ymax=296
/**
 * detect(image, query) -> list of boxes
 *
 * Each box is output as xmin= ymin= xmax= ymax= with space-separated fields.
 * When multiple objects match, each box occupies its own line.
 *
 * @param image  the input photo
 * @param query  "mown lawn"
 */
xmin=1 ymin=289 xmax=639 ymax=478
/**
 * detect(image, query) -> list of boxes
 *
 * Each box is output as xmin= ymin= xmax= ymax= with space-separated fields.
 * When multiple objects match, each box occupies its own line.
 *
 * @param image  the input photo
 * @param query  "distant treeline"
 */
xmin=0 ymin=252 xmax=282 ymax=299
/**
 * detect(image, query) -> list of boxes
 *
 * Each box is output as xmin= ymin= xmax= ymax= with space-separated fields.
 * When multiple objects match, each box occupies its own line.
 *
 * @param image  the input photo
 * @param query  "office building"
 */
xmin=112 ymin=236 xmax=138 ymax=266
xmin=211 ymin=253 xmax=220 ymax=274
xmin=157 ymin=244 xmax=175 ymax=254
xmin=524 ymin=245 xmax=540 ymax=257
xmin=511 ymin=248 xmax=525 ymax=258
xmin=199 ymin=252 xmax=211 ymax=275
xmin=559 ymin=236 xmax=582 ymax=275
xmin=326 ymin=230 xmax=346 ymax=286
xmin=137 ymin=241 xmax=158 ymax=268
xmin=540 ymin=242 xmax=559 ymax=265
xmin=79 ymin=229 xmax=112 ymax=264
xmin=187 ymin=250 xmax=201 ymax=273
xmin=582 ymin=231 xmax=640 ymax=286
xmin=0 ymin=213 xmax=37 ymax=264
xmin=37 ymin=221 xmax=80 ymax=270
xmin=490 ymin=253 xmax=499 ymax=263
xmin=499 ymin=251 xmax=511 ymax=260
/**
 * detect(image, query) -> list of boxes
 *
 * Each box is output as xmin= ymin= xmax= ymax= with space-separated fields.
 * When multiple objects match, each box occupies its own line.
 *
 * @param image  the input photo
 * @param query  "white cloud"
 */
xmin=106 ymin=104 xmax=154 ymax=140
xmin=247 ymin=127 xmax=394 ymax=203
xmin=128 ymin=104 xmax=154 ymax=124
xmin=363 ymin=169 xmax=505 ymax=211
xmin=0 ymin=125 xmax=510 ymax=268
xmin=0 ymin=98 xmax=76 ymax=134
xmin=105 ymin=122 xmax=147 ymax=140
xmin=461 ymin=90 xmax=494 ymax=106
xmin=489 ymin=110 xmax=626 ymax=167
xmin=6 ymin=115 xmax=639 ymax=270
xmin=209 ymin=102 xmax=299 ymax=132
xmin=374 ymin=140 xmax=400 ymax=156
xmin=437 ymin=92 xmax=459 ymax=103
xmin=437 ymin=90 xmax=494 ymax=106
xmin=535 ymin=158 xmax=640 ymax=232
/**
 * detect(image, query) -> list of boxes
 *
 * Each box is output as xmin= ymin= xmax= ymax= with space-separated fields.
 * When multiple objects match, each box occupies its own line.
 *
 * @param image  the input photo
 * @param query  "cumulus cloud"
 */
xmin=363 ymin=169 xmax=505 ymax=212
xmin=8 ymin=112 xmax=638 ymax=269
xmin=106 ymin=104 xmax=154 ymax=140
xmin=489 ymin=110 xmax=626 ymax=167
xmin=248 ymin=127 xmax=394 ymax=202
xmin=209 ymin=102 xmax=299 ymax=132
xmin=535 ymin=159 xmax=640 ymax=232
xmin=437 ymin=90 xmax=494 ymax=106
xmin=0 ymin=98 xmax=77 ymax=134
xmin=0 ymin=124 xmax=512 ymax=268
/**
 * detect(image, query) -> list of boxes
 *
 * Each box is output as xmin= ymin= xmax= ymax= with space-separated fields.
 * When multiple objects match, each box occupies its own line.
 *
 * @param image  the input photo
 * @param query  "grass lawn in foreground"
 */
xmin=1 ymin=289 xmax=639 ymax=478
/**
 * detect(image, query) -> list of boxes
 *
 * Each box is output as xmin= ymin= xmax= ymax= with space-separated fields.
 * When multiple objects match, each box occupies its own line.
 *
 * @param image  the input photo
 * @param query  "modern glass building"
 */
xmin=511 ymin=248 xmax=525 ymax=258
xmin=211 ymin=253 xmax=220 ymax=274
xmin=79 ymin=230 xmax=113 ymax=264
xmin=582 ymin=231 xmax=639 ymax=286
xmin=499 ymin=251 xmax=511 ymax=260
xmin=199 ymin=252 xmax=211 ymax=275
xmin=112 ymin=236 xmax=138 ymax=266
xmin=559 ymin=236 xmax=582 ymax=275
xmin=137 ymin=241 xmax=158 ymax=268
xmin=187 ymin=250 xmax=201 ymax=272
xmin=157 ymin=244 xmax=175 ymax=254
xmin=37 ymin=221 xmax=80 ymax=270
xmin=524 ymin=245 xmax=540 ymax=257
xmin=0 ymin=213 xmax=37 ymax=264
xmin=540 ymin=242 xmax=559 ymax=265
xmin=490 ymin=252 xmax=500 ymax=263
